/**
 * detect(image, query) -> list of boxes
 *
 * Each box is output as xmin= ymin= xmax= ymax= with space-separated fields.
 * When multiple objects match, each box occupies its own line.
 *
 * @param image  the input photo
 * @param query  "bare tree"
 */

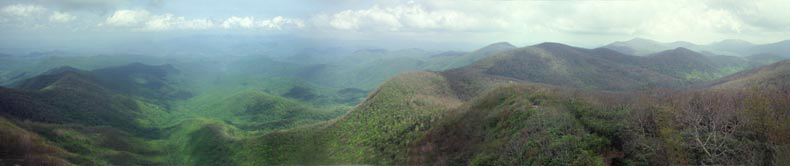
xmin=677 ymin=91 xmax=747 ymax=165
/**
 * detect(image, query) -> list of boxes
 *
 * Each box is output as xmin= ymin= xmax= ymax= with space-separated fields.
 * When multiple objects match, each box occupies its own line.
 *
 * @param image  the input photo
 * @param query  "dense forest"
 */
xmin=2 ymin=37 xmax=790 ymax=165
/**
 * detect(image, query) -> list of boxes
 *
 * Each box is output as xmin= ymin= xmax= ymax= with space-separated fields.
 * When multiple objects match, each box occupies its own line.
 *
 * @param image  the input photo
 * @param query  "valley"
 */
xmin=1 ymin=38 xmax=790 ymax=165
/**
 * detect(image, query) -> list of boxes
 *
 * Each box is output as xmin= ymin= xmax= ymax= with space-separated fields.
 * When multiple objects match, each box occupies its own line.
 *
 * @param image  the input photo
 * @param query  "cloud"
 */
xmin=318 ymin=3 xmax=482 ymax=32
xmin=310 ymin=0 xmax=768 ymax=44
xmin=104 ymin=9 xmax=149 ymax=27
xmin=49 ymin=11 xmax=76 ymax=23
xmin=2 ymin=0 xmax=790 ymax=48
xmin=1 ymin=4 xmax=47 ymax=17
xmin=221 ymin=16 xmax=305 ymax=30
xmin=634 ymin=1 xmax=745 ymax=36
xmin=0 ymin=4 xmax=53 ymax=28
xmin=103 ymin=9 xmax=215 ymax=31
xmin=33 ymin=0 xmax=127 ymax=12
xmin=143 ymin=14 xmax=214 ymax=31
xmin=708 ymin=0 xmax=790 ymax=32
xmin=102 ymin=9 xmax=303 ymax=31
xmin=221 ymin=16 xmax=254 ymax=29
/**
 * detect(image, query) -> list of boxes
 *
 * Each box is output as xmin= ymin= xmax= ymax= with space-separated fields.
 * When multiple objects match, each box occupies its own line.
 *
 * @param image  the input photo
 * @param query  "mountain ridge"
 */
xmin=2 ymin=40 xmax=790 ymax=165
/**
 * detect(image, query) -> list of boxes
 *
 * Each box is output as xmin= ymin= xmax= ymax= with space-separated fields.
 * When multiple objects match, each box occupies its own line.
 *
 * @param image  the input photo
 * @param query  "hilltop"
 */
xmin=0 ymin=62 xmax=346 ymax=165
xmin=602 ymin=38 xmax=790 ymax=61
xmin=232 ymin=42 xmax=790 ymax=165
xmin=2 ymin=41 xmax=790 ymax=165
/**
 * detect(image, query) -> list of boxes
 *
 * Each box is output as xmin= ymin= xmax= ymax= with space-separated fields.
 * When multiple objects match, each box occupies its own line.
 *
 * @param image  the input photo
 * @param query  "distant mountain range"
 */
xmin=0 ymin=63 xmax=341 ymax=165
xmin=602 ymin=37 xmax=790 ymax=58
xmin=228 ymin=42 xmax=790 ymax=165
xmin=2 ymin=40 xmax=790 ymax=165
xmin=444 ymin=42 xmax=761 ymax=93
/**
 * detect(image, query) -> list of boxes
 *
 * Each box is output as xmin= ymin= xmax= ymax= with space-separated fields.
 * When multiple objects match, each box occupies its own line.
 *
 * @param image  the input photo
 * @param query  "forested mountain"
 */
xmin=638 ymin=47 xmax=748 ymax=81
xmin=0 ymin=63 xmax=342 ymax=165
xmin=199 ymin=43 xmax=790 ymax=165
xmin=602 ymin=38 xmax=673 ymax=56
xmin=1 ymin=41 xmax=788 ymax=165
xmin=444 ymin=42 xmax=752 ymax=92
xmin=603 ymin=38 xmax=790 ymax=60
xmin=4 ymin=0 xmax=790 ymax=164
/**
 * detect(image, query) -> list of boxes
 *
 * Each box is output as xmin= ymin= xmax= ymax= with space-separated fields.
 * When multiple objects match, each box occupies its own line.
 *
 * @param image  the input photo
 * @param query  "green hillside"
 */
xmin=707 ymin=60 xmax=790 ymax=89
xmin=0 ymin=63 xmax=351 ymax=165
xmin=455 ymin=42 xmax=684 ymax=91
xmin=236 ymin=71 xmax=462 ymax=165
xmin=2 ymin=42 xmax=789 ymax=165
xmin=415 ymin=85 xmax=626 ymax=165
xmin=638 ymin=47 xmax=749 ymax=81
xmin=226 ymin=45 xmax=790 ymax=165
xmin=239 ymin=58 xmax=790 ymax=165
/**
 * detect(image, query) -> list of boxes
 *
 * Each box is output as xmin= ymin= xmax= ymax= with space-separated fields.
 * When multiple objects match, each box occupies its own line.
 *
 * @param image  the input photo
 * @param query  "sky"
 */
xmin=1 ymin=0 xmax=789 ymax=54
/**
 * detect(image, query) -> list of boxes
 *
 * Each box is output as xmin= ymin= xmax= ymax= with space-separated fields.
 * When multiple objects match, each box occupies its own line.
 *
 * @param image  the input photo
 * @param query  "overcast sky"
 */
xmin=1 ymin=0 xmax=789 ymax=53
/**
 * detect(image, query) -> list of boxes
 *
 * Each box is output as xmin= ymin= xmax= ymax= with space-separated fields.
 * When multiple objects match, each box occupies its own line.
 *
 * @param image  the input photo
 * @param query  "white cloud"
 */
xmin=634 ymin=1 xmax=745 ymax=38
xmin=308 ymin=0 xmax=777 ymax=45
xmin=222 ymin=16 xmax=255 ymax=29
xmin=103 ymin=9 xmax=216 ymax=31
xmin=49 ymin=11 xmax=76 ymax=23
xmin=221 ymin=16 xmax=304 ymax=30
xmin=104 ymin=9 xmax=150 ymax=27
xmin=319 ymin=3 xmax=482 ymax=32
xmin=102 ymin=9 xmax=303 ymax=31
xmin=264 ymin=16 xmax=305 ymax=30
xmin=1 ymin=4 xmax=47 ymax=17
xmin=2 ymin=0 xmax=790 ymax=47
xmin=143 ymin=14 xmax=214 ymax=31
xmin=708 ymin=0 xmax=790 ymax=31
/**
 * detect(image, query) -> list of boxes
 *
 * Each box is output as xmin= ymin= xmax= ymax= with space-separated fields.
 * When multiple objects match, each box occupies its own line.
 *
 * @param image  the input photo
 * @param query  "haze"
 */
xmin=2 ymin=1 xmax=790 ymax=165
xmin=2 ymin=0 xmax=789 ymax=55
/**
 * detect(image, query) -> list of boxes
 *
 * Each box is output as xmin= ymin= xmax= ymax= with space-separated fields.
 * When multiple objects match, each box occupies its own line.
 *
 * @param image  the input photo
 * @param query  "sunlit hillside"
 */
xmin=2 ymin=0 xmax=790 ymax=165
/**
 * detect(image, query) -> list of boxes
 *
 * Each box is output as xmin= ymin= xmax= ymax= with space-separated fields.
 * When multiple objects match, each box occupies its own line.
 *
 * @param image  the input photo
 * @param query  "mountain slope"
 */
xmin=453 ymin=42 xmax=684 ymax=91
xmin=602 ymin=38 xmax=673 ymax=56
xmin=180 ymin=90 xmax=345 ymax=134
xmin=0 ymin=116 xmax=75 ymax=165
xmin=749 ymin=40 xmax=790 ymax=57
xmin=707 ymin=60 xmax=790 ymax=90
xmin=603 ymin=38 xmax=790 ymax=60
xmin=445 ymin=43 xmax=751 ymax=92
xmin=708 ymin=39 xmax=754 ymax=55
xmin=3 ymin=41 xmax=789 ymax=165
xmin=238 ymin=42 xmax=790 ymax=165
xmin=237 ymin=71 xmax=463 ymax=165
xmin=0 ymin=65 xmax=180 ymax=165
xmin=436 ymin=42 xmax=517 ymax=69
xmin=638 ymin=47 xmax=748 ymax=81
xmin=413 ymin=85 xmax=627 ymax=165
xmin=0 ymin=62 xmax=352 ymax=165
xmin=14 ymin=63 xmax=192 ymax=103
xmin=2 ymin=72 xmax=160 ymax=133
xmin=91 ymin=63 xmax=192 ymax=101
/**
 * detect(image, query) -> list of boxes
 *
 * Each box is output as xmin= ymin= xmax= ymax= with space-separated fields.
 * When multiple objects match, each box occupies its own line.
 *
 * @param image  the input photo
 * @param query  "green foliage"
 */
xmin=470 ymin=153 xmax=500 ymax=166
xmin=1 ymin=61 xmax=355 ymax=165
xmin=565 ymin=100 xmax=628 ymax=139
xmin=6 ymin=119 xmax=167 ymax=165
xmin=230 ymin=71 xmax=461 ymax=165
xmin=0 ymin=117 xmax=75 ymax=166
xmin=178 ymin=90 xmax=344 ymax=135
xmin=414 ymin=86 xmax=619 ymax=165
xmin=2 ymin=49 xmax=789 ymax=166
xmin=185 ymin=124 xmax=238 ymax=166
xmin=235 ymin=126 xmax=330 ymax=165
xmin=319 ymin=71 xmax=459 ymax=164
xmin=282 ymin=86 xmax=316 ymax=100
